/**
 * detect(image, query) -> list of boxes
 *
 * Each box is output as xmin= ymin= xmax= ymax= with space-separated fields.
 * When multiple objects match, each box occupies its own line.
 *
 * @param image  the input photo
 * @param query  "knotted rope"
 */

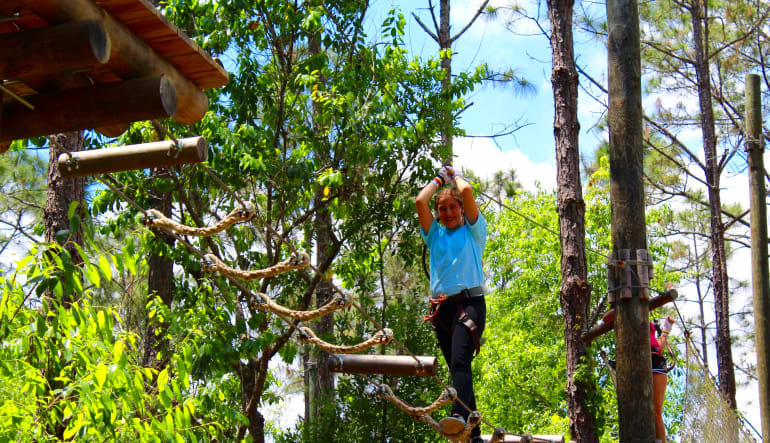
xmin=144 ymin=202 xmax=256 ymax=237
xmin=251 ymin=292 xmax=350 ymax=321
xmin=203 ymin=251 xmax=310 ymax=281
xmin=376 ymin=384 xmax=456 ymax=416
xmin=298 ymin=327 xmax=393 ymax=354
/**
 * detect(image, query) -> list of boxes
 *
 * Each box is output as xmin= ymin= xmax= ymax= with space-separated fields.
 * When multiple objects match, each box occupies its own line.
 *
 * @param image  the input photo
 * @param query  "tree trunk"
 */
xmin=690 ymin=0 xmax=736 ymax=408
xmin=45 ymin=131 xmax=85 ymax=306
xmin=141 ymin=168 xmax=175 ymax=369
xmin=309 ymin=197 xmax=335 ymax=417
xmin=240 ymin=359 xmax=266 ymax=443
xmin=307 ymin=31 xmax=335 ymax=423
xmin=439 ymin=0 xmax=452 ymax=156
xmin=548 ymin=0 xmax=598 ymax=441
xmin=606 ymin=0 xmax=656 ymax=440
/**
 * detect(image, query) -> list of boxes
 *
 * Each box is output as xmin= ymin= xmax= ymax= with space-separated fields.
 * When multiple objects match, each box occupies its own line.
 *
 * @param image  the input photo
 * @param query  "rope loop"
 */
xmin=251 ymin=291 xmax=348 ymax=321
xmin=377 ymin=384 xmax=456 ymax=416
xmin=202 ymin=251 xmax=310 ymax=281
xmin=144 ymin=203 xmax=257 ymax=237
xmin=297 ymin=326 xmax=394 ymax=353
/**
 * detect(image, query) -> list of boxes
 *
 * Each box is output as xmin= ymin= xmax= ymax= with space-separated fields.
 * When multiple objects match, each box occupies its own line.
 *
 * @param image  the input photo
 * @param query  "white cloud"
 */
xmin=453 ymin=135 xmax=556 ymax=192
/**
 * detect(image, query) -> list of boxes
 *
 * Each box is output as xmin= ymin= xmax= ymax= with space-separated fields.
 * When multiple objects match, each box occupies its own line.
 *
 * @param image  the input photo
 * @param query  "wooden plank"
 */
xmin=185 ymin=69 xmax=226 ymax=90
xmin=0 ymin=75 xmax=177 ymax=142
xmin=57 ymin=136 xmax=207 ymax=178
xmin=122 ymin=19 xmax=177 ymax=39
xmin=0 ymin=20 xmax=110 ymax=79
xmin=96 ymin=0 xmax=228 ymax=88
xmin=145 ymin=35 xmax=194 ymax=57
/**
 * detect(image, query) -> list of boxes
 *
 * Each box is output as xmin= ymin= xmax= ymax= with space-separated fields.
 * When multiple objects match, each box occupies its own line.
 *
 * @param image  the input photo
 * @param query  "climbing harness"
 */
xmin=423 ymin=287 xmax=484 ymax=356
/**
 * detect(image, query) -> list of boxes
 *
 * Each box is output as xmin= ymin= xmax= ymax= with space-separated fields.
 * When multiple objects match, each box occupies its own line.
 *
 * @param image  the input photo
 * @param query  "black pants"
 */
xmin=435 ymin=295 xmax=486 ymax=438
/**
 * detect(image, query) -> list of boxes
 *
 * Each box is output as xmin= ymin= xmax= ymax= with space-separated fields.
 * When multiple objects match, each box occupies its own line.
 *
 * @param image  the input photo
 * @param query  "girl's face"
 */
xmin=436 ymin=195 xmax=464 ymax=229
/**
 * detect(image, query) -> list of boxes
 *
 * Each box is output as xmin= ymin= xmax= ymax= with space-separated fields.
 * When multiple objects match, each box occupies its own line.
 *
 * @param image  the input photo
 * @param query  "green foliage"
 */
xmin=0 ymin=240 xmax=224 ymax=441
xmin=475 ymin=160 xmax=684 ymax=440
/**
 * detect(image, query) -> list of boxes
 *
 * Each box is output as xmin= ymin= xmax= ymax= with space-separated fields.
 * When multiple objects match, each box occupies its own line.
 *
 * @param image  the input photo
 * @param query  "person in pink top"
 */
xmin=652 ymin=315 xmax=675 ymax=443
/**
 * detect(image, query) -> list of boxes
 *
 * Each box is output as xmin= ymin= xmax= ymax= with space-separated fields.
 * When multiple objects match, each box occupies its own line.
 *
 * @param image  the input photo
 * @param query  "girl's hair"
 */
xmin=434 ymin=188 xmax=463 ymax=211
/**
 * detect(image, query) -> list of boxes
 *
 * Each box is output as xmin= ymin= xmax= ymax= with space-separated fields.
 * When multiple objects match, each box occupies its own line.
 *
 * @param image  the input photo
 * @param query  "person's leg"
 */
xmin=449 ymin=297 xmax=486 ymax=438
xmin=653 ymin=372 xmax=668 ymax=442
xmin=435 ymin=299 xmax=467 ymax=434
xmin=434 ymin=300 xmax=456 ymax=374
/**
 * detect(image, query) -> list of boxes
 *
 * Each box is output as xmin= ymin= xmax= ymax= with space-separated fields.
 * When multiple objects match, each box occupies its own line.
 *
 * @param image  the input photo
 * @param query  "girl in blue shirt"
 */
xmin=415 ymin=166 xmax=486 ymax=442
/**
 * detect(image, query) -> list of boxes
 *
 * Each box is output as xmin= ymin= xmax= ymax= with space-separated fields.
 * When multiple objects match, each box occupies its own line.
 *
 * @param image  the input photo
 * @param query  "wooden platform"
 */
xmin=0 ymin=0 xmax=228 ymax=149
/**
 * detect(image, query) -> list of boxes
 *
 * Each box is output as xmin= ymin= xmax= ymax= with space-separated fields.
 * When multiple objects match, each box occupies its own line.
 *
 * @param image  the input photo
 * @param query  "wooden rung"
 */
xmin=328 ymin=354 xmax=438 ymax=377
xmin=0 ymin=75 xmax=176 ymax=143
xmin=57 ymin=136 xmax=207 ymax=178
xmin=0 ymin=20 xmax=110 ymax=79
xmin=581 ymin=289 xmax=678 ymax=344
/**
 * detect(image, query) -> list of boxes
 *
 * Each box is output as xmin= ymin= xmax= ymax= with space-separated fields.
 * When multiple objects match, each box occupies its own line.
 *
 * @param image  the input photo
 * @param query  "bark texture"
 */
xmin=45 ymin=131 xmax=85 ymax=305
xmin=548 ymin=0 xmax=598 ymax=441
xmin=141 ymin=169 xmax=175 ymax=369
xmin=690 ymin=0 xmax=736 ymax=408
xmin=606 ymin=0 xmax=656 ymax=440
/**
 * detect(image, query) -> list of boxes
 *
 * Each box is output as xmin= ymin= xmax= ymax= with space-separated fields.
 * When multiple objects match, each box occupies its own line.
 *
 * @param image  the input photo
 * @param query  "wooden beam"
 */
xmin=581 ymin=290 xmax=678 ymax=344
xmin=21 ymin=0 xmax=208 ymax=125
xmin=0 ymin=75 xmax=176 ymax=143
xmin=0 ymin=20 xmax=110 ymax=79
xmin=57 ymin=136 xmax=207 ymax=178
xmin=328 ymin=355 xmax=438 ymax=377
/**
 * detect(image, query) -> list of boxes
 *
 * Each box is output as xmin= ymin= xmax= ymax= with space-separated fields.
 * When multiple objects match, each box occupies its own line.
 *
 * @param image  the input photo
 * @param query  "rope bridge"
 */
xmin=680 ymin=334 xmax=756 ymax=443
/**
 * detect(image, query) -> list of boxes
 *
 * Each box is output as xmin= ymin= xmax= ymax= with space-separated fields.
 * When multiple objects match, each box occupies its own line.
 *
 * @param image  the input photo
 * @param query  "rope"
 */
xmin=376 ymin=384 xmax=456 ymax=416
xmin=202 ymin=251 xmax=310 ymax=281
xmin=143 ymin=203 xmax=256 ymax=237
xmin=252 ymin=292 xmax=349 ymax=321
xmin=297 ymin=326 xmax=393 ymax=354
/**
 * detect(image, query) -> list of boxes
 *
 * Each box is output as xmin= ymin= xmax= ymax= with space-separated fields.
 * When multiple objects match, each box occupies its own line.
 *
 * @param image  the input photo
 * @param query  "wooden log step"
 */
xmin=581 ymin=289 xmax=678 ymax=344
xmin=57 ymin=136 xmax=207 ymax=178
xmin=328 ymin=354 xmax=438 ymax=377
xmin=0 ymin=75 xmax=176 ymax=143
xmin=0 ymin=20 xmax=110 ymax=79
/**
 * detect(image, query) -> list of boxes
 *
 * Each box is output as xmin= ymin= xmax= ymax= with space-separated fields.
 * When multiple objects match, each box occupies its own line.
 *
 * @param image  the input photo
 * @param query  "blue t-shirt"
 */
xmin=420 ymin=213 xmax=486 ymax=296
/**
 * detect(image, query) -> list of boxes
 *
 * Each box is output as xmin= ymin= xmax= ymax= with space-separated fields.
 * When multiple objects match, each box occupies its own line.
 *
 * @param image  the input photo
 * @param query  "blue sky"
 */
xmin=364 ymin=0 xmax=610 ymax=191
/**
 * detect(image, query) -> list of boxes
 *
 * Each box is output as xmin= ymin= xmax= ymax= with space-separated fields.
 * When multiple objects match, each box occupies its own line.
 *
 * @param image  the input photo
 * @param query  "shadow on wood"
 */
xmin=0 ymin=75 xmax=176 ymax=142
xmin=57 ymin=136 xmax=207 ymax=178
xmin=328 ymin=354 xmax=438 ymax=376
xmin=0 ymin=20 xmax=110 ymax=79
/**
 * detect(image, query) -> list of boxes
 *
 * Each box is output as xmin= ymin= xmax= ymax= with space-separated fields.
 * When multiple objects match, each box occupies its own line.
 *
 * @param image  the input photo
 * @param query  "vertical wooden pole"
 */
xmin=606 ymin=0 xmax=655 ymax=441
xmin=746 ymin=72 xmax=770 ymax=441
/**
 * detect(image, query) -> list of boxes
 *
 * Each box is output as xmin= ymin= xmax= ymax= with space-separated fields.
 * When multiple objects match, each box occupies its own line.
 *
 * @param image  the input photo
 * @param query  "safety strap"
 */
xmin=423 ymin=288 xmax=483 ymax=357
